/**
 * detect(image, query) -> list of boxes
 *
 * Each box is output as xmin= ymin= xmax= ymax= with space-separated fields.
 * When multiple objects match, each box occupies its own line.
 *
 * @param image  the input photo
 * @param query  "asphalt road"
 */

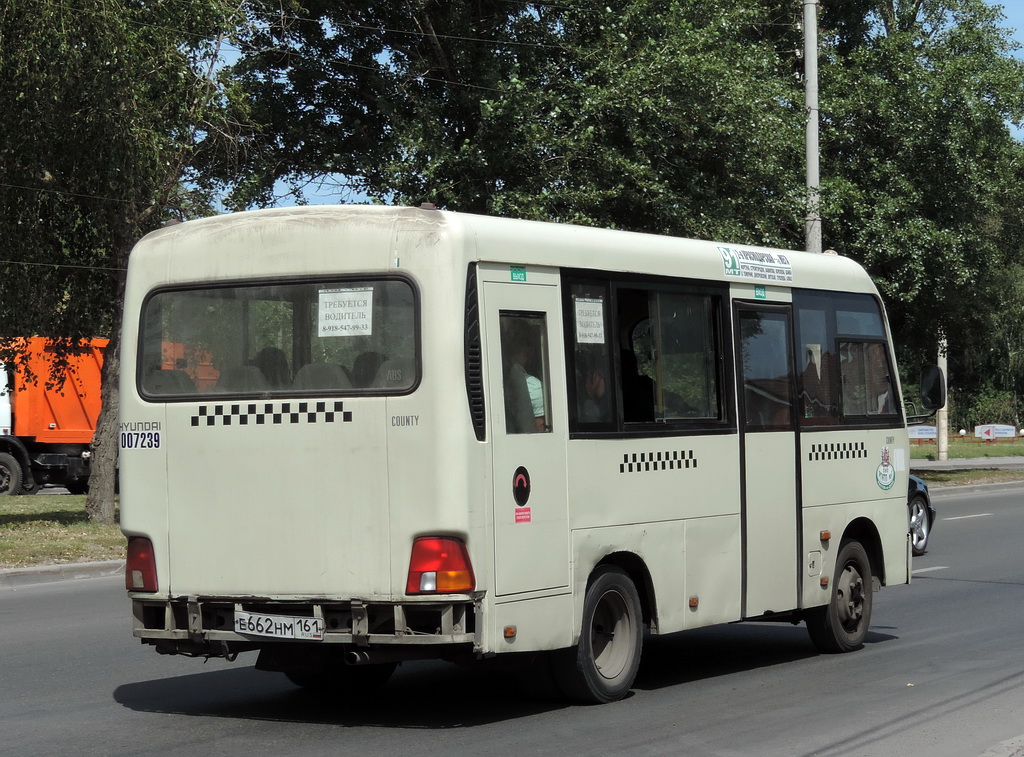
xmin=3 ymin=485 xmax=1024 ymax=757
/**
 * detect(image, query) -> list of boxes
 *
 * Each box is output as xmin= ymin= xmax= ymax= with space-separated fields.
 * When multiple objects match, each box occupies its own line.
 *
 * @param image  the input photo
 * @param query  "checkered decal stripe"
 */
xmin=191 ymin=401 xmax=352 ymax=427
xmin=620 ymin=450 xmax=697 ymax=474
xmin=808 ymin=442 xmax=867 ymax=461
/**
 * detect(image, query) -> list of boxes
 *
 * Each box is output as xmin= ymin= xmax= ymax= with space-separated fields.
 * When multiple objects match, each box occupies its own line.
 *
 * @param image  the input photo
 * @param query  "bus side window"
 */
xmin=840 ymin=341 xmax=897 ymax=416
xmin=499 ymin=314 xmax=551 ymax=434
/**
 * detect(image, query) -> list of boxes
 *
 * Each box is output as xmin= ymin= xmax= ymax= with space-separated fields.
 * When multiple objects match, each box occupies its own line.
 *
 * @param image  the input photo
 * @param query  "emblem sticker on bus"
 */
xmin=876 ymin=447 xmax=895 ymax=490
xmin=718 ymin=246 xmax=793 ymax=283
xmin=513 ymin=466 xmax=532 ymax=523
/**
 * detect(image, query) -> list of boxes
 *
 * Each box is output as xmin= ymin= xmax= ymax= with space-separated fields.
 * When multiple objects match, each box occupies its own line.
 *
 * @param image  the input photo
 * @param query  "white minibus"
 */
xmin=120 ymin=205 xmax=943 ymax=703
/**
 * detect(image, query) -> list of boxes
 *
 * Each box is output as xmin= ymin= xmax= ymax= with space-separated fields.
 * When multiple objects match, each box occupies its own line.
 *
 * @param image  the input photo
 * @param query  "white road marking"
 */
xmin=943 ymin=513 xmax=993 ymax=521
xmin=912 ymin=566 xmax=948 ymax=574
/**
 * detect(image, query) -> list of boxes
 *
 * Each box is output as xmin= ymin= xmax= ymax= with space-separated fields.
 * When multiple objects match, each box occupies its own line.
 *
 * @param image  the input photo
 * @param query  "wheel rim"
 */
xmin=835 ymin=560 xmax=865 ymax=631
xmin=910 ymin=500 xmax=930 ymax=550
xmin=590 ymin=589 xmax=634 ymax=681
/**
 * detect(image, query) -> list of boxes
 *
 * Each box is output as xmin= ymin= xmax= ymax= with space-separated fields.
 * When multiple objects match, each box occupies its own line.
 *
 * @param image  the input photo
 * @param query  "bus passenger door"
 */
xmin=735 ymin=303 xmax=800 ymax=617
xmin=483 ymin=280 xmax=570 ymax=597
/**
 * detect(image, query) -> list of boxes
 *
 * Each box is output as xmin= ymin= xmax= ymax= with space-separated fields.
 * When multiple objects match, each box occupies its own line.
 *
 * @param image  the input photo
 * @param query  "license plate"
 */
xmin=234 ymin=610 xmax=324 ymax=640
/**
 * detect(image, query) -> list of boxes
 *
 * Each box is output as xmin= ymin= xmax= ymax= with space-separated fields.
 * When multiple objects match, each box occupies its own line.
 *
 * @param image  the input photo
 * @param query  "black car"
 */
xmin=908 ymin=474 xmax=936 ymax=556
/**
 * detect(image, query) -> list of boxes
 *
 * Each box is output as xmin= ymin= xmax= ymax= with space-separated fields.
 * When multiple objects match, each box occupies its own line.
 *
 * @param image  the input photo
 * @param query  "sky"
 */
xmin=997 ymin=0 xmax=1024 ymax=51
xmin=995 ymin=0 xmax=1024 ymax=59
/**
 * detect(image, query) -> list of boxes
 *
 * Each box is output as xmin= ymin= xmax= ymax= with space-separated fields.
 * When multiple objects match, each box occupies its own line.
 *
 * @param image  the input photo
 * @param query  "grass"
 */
xmin=910 ymin=439 xmax=1024 ymax=459
xmin=913 ymin=468 xmax=1024 ymax=487
xmin=0 ymin=494 xmax=125 ymax=569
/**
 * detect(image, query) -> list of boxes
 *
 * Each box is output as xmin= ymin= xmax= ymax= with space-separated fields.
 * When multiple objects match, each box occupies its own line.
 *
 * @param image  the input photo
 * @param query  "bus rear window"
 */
xmin=139 ymin=278 xmax=418 ymax=398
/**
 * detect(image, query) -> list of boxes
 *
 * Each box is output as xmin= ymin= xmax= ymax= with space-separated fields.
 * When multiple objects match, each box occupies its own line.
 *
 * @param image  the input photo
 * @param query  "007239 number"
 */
xmin=120 ymin=431 xmax=160 ymax=449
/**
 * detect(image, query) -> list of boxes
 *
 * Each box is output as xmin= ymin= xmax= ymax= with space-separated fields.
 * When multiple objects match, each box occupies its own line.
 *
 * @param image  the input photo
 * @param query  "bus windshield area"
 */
xmin=138 ymin=278 xmax=417 ymax=397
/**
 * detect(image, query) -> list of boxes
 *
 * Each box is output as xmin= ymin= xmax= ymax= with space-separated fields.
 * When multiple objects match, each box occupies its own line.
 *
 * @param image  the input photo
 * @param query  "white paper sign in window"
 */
xmin=318 ymin=287 xmax=374 ymax=337
xmin=575 ymin=297 xmax=605 ymax=344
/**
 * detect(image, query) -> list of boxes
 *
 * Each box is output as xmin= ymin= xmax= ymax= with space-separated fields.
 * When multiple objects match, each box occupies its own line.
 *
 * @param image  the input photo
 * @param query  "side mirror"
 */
xmin=919 ymin=365 xmax=946 ymax=411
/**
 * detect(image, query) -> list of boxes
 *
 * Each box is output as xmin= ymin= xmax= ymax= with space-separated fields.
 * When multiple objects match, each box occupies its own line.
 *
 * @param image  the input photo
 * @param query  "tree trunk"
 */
xmin=85 ymin=229 xmax=131 ymax=526
xmin=85 ymin=325 xmax=121 ymax=524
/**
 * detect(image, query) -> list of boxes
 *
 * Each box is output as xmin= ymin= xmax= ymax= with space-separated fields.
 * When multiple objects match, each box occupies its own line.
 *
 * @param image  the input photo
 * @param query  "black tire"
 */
xmin=0 ymin=452 xmax=23 ymax=496
xmin=284 ymin=661 xmax=397 ymax=693
xmin=552 ymin=566 xmax=643 ymax=704
xmin=806 ymin=539 xmax=873 ymax=653
xmin=909 ymin=495 xmax=931 ymax=557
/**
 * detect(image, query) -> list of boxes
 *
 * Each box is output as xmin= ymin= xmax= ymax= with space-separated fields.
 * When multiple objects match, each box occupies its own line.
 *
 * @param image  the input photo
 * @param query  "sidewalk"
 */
xmin=910 ymin=456 xmax=1024 ymax=472
xmin=0 ymin=559 xmax=124 ymax=589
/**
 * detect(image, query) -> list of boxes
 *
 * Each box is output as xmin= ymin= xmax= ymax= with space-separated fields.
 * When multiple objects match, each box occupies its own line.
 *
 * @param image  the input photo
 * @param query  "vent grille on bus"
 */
xmin=464 ymin=263 xmax=486 ymax=441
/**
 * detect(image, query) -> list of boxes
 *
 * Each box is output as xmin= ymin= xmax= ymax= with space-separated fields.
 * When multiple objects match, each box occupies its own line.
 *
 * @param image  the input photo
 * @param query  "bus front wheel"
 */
xmin=806 ymin=539 xmax=873 ymax=653
xmin=552 ymin=566 xmax=643 ymax=703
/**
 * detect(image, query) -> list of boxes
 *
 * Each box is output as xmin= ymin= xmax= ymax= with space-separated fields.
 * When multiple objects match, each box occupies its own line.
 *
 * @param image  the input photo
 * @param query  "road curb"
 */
xmin=928 ymin=480 xmax=1024 ymax=497
xmin=0 ymin=559 xmax=124 ymax=589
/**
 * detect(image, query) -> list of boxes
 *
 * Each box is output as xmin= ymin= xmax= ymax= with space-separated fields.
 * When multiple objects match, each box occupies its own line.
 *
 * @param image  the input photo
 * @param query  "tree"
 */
xmin=0 ymin=0 xmax=249 ymax=522
xmin=818 ymin=0 xmax=1024 ymax=386
xmin=222 ymin=0 xmax=806 ymax=244
xmin=215 ymin=0 xmax=1024 ymax=405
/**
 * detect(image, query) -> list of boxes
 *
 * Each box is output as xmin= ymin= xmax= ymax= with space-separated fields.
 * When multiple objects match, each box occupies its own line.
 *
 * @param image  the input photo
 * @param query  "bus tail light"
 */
xmin=126 ymin=537 xmax=158 ymax=592
xmin=406 ymin=537 xmax=475 ymax=594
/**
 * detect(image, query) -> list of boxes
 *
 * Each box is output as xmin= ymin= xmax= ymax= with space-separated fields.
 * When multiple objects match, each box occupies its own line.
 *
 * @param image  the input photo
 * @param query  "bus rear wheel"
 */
xmin=552 ymin=566 xmax=643 ymax=703
xmin=806 ymin=539 xmax=873 ymax=653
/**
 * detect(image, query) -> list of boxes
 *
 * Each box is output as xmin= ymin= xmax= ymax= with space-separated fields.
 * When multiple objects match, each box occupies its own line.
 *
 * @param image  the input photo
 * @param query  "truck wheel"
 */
xmin=0 ymin=453 xmax=23 ymax=496
xmin=805 ymin=539 xmax=873 ymax=653
xmin=551 ymin=566 xmax=643 ymax=703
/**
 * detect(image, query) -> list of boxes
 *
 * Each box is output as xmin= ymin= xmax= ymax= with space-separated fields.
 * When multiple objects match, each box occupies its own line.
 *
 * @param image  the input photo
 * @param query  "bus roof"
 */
xmin=131 ymin=205 xmax=877 ymax=295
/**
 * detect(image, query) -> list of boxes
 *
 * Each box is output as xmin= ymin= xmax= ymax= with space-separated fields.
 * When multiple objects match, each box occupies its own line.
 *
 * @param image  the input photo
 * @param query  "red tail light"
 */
xmin=126 ymin=537 xmax=158 ymax=592
xmin=406 ymin=537 xmax=475 ymax=594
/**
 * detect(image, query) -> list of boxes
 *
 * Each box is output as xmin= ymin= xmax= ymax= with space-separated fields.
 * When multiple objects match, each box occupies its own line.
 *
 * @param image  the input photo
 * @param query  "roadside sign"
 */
xmin=908 ymin=425 xmax=937 ymax=439
xmin=975 ymin=424 xmax=1017 ymax=440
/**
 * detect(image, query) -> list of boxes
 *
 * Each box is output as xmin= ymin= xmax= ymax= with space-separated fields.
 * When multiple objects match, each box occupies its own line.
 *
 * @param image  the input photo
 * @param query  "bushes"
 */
xmin=949 ymin=389 xmax=1020 ymax=432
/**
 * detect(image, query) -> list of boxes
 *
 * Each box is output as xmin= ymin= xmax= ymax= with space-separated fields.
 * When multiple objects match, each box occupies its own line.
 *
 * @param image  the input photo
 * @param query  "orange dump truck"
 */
xmin=0 ymin=337 xmax=106 ymax=495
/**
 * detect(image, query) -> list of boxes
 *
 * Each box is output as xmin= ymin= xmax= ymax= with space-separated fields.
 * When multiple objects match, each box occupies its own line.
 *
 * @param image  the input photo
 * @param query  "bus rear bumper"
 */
xmin=130 ymin=594 xmax=484 ymax=659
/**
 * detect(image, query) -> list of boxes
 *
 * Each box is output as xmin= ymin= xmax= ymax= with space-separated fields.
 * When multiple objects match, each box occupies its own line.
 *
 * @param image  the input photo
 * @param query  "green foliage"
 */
xmin=0 ymin=0 xmax=254 ymax=523
xmin=0 ymin=0 xmax=247 ymax=358
xmin=949 ymin=387 xmax=1020 ymax=430
xmin=225 ymin=0 xmax=805 ymax=244
xmin=4 ymin=0 xmax=1016 ymax=426
xmin=818 ymin=0 xmax=1024 ymax=386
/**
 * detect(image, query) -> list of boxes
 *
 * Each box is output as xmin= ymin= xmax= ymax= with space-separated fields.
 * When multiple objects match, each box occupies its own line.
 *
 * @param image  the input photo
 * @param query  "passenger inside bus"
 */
xmin=501 ymin=317 xmax=548 ymax=433
xmin=620 ymin=349 xmax=655 ymax=423
xmin=577 ymin=353 xmax=611 ymax=423
xmin=251 ymin=346 xmax=291 ymax=388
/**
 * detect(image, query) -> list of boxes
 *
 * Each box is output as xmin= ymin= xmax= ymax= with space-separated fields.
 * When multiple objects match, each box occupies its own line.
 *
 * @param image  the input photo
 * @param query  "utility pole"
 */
xmin=937 ymin=338 xmax=949 ymax=461
xmin=804 ymin=0 xmax=822 ymax=254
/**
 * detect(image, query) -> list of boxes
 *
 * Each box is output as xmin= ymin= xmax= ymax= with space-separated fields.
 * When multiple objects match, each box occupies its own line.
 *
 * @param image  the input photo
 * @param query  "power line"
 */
xmin=0 ymin=258 xmax=126 ymax=273
xmin=0 ymin=181 xmax=145 ymax=207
